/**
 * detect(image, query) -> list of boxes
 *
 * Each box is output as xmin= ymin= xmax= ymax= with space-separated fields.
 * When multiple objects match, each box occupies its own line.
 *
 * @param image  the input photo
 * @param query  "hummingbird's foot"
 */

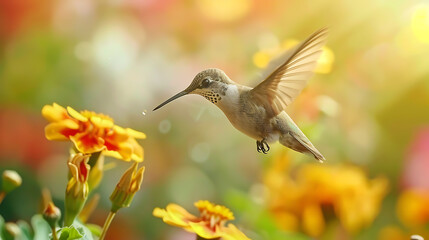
xmin=256 ymin=139 xmax=270 ymax=154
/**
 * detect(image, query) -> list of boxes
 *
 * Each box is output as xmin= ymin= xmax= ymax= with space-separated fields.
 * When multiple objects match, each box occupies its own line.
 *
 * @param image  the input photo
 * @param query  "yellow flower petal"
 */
xmin=130 ymin=138 xmax=144 ymax=162
xmin=126 ymin=128 xmax=147 ymax=139
xmin=103 ymin=151 xmax=127 ymax=161
xmin=67 ymin=106 xmax=88 ymax=122
xmin=222 ymin=224 xmax=250 ymax=240
xmin=166 ymin=204 xmax=198 ymax=226
xmin=42 ymin=103 xmax=68 ymax=122
xmin=153 ymin=204 xmax=196 ymax=228
xmin=302 ymin=203 xmax=324 ymax=237
xmin=114 ymin=142 xmax=133 ymax=161
xmin=188 ymin=222 xmax=220 ymax=239
xmin=90 ymin=115 xmax=114 ymax=128
xmin=153 ymin=208 xmax=167 ymax=218
xmin=44 ymin=120 xmax=79 ymax=140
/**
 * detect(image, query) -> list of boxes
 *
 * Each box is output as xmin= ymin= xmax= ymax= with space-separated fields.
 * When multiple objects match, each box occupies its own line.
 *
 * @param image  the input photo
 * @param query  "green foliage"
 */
xmin=84 ymin=224 xmax=102 ymax=238
xmin=57 ymin=226 xmax=85 ymax=240
xmin=0 ymin=214 xmax=96 ymax=240
xmin=17 ymin=220 xmax=33 ymax=240
xmin=31 ymin=215 xmax=51 ymax=240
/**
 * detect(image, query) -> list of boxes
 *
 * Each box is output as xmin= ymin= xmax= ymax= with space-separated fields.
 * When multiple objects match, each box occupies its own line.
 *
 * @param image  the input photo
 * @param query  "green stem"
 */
xmin=99 ymin=211 xmax=116 ymax=240
xmin=51 ymin=226 xmax=58 ymax=240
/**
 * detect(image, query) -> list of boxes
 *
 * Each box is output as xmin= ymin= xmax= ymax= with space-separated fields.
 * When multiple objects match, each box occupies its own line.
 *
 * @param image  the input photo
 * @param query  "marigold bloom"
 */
xmin=264 ymin=153 xmax=388 ymax=237
xmin=42 ymin=103 xmax=145 ymax=162
xmin=153 ymin=200 xmax=250 ymax=240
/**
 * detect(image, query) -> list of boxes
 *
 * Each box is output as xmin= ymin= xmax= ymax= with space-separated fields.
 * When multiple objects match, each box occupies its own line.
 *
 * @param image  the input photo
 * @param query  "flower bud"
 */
xmin=43 ymin=202 xmax=61 ymax=229
xmin=64 ymin=153 xmax=90 ymax=226
xmin=2 ymin=170 xmax=22 ymax=193
xmin=110 ymin=162 xmax=144 ymax=213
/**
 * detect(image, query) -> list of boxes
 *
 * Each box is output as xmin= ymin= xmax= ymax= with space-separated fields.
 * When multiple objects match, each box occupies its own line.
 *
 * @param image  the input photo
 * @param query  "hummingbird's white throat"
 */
xmin=222 ymin=84 xmax=240 ymax=105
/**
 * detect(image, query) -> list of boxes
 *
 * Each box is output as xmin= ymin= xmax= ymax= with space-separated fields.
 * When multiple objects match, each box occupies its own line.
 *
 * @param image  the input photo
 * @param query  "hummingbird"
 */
xmin=154 ymin=28 xmax=327 ymax=162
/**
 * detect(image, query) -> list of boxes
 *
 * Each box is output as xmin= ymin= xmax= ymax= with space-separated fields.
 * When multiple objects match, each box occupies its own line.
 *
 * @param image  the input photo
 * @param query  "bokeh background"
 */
xmin=1 ymin=0 xmax=429 ymax=239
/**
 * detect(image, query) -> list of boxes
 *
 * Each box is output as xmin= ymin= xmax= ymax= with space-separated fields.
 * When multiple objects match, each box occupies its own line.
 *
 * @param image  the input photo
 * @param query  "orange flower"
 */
xmin=42 ymin=103 xmax=145 ymax=162
xmin=153 ymin=200 xmax=250 ymax=240
xmin=264 ymin=153 xmax=388 ymax=237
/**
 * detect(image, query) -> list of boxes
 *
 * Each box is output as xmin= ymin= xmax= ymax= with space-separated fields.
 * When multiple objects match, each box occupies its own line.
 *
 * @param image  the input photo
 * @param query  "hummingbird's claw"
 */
xmin=256 ymin=139 xmax=270 ymax=154
xmin=257 ymin=141 xmax=262 ymax=153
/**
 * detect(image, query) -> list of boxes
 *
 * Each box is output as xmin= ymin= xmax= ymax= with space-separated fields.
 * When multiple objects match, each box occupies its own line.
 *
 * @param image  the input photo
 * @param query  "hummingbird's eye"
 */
xmin=201 ymin=78 xmax=210 ymax=88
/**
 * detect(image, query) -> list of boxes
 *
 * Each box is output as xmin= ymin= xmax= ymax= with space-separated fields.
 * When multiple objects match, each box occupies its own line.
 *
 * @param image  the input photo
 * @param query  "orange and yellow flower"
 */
xmin=264 ymin=153 xmax=388 ymax=237
xmin=153 ymin=200 xmax=250 ymax=240
xmin=42 ymin=103 xmax=145 ymax=162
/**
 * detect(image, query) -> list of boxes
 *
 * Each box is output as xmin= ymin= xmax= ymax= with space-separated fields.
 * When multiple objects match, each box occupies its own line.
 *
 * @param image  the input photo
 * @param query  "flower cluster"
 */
xmin=42 ymin=103 xmax=145 ymax=161
xmin=40 ymin=103 xmax=146 ymax=240
xmin=264 ymin=153 xmax=388 ymax=237
xmin=153 ymin=200 xmax=250 ymax=240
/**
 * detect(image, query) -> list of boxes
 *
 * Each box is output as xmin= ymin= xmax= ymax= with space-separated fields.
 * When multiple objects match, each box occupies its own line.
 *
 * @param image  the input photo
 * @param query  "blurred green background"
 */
xmin=1 ymin=0 xmax=429 ymax=239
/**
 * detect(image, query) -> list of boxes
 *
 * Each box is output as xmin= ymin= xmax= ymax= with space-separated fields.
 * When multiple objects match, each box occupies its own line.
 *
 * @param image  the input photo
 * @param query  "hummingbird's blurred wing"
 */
xmin=250 ymin=28 xmax=328 ymax=116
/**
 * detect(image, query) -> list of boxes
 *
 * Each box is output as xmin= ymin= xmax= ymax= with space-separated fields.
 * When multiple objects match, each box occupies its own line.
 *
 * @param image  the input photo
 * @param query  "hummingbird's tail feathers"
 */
xmin=280 ymin=132 xmax=325 ymax=162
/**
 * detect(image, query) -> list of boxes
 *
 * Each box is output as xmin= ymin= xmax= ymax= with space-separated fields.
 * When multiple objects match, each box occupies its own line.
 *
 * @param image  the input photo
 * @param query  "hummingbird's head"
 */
xmin=153 ymin=68 xmax=232 ymax=111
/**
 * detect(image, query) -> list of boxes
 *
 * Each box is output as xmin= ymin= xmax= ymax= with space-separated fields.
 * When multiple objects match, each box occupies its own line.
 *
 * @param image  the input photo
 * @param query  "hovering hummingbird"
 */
xmin=154 ymin=28 xmax=328 ymax=162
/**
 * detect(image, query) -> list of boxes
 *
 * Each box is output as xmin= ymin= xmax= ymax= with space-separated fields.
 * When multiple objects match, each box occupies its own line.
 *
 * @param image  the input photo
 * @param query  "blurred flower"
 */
xmin=153 ymin=200 xmax=250 ymax=240
xmin=197 ymin=0 xmax=252 ymax=23
xmin=264 ymin=154 xmax=388 ymax=237
xmin=411 ymin=5 xmax=429 ymax=44
xmin=64 ymin=153 xmax=90 ymax=226
xmin=402 ymin=127 xmax=429 ymax=189
xmin=2 ymin=170 xmax=22 ymax=193
xmin=253 ymin=39 xmax=334 ymax=74
xmin=110 ymin=162 xmax=145 ymax=213
xmin=42 ymin=103 xmax=145 ymax=162
xmin=397 ymin=189 xmax=429 ymax=227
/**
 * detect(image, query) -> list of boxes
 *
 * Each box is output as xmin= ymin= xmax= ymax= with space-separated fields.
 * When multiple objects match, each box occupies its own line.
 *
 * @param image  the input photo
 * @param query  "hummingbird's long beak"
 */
xmin=153 ymin=90 xmax=189 ymax=111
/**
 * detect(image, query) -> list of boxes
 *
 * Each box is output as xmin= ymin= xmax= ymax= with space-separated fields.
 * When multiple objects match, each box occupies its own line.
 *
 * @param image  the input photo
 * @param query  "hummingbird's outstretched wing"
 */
xmin=250 ymin=28 xmax=328 ymax=116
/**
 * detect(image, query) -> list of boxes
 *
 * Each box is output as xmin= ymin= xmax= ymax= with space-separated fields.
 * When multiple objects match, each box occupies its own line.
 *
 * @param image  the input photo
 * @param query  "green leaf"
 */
xmin=58 ymin=226 xmax=83 ymax=240
xmin=17 ymin=220 xmax=32 ymax=240
xmin=56 ymin=222 xmax=94 ymax=240
xmin=31 ymin=215 xmax=51 ymax=240
xmin=72 ymin=221 xmax=93 ymax=240
xmin=0 ymin=215 xmax=4 ymax=240
xmin=83 ymin=224 xmax=101 ymax=237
